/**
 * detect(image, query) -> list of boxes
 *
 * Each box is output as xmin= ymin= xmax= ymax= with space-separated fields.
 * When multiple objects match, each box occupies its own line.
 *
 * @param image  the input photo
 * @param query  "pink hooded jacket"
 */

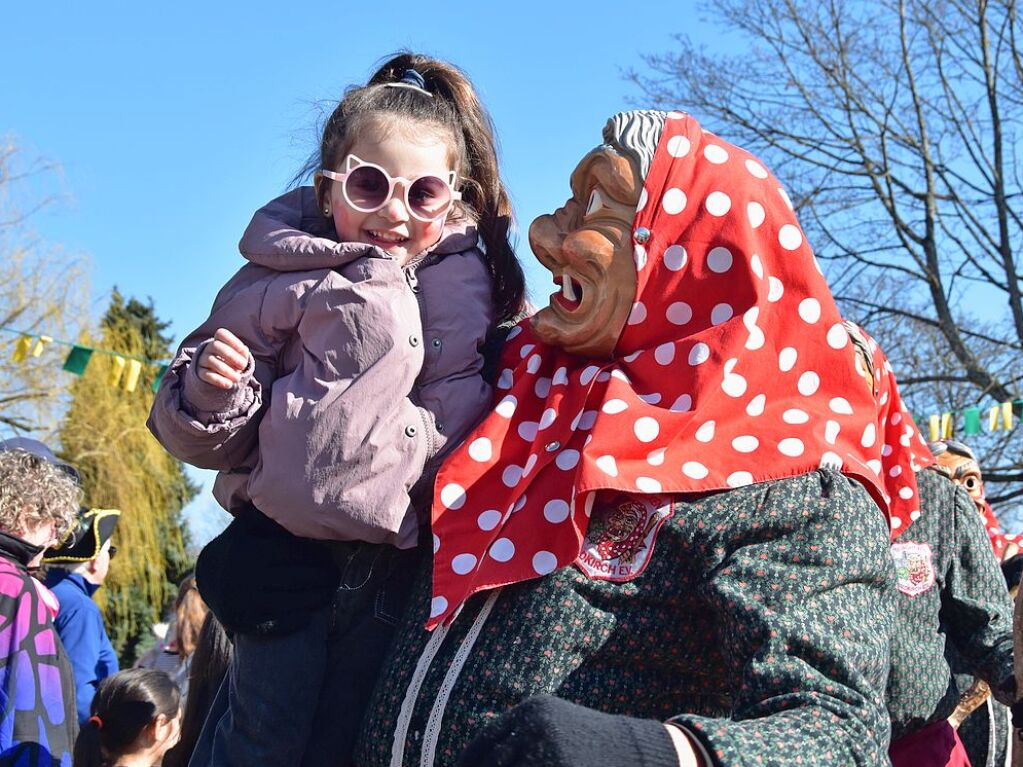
xmin=147 ymin=187 xmax=494 ymax=548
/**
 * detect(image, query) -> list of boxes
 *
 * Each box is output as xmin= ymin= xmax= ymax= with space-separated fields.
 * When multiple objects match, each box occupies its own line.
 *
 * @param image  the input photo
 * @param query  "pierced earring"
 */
xmin=323 ymin=206 xmax=331 ymax=216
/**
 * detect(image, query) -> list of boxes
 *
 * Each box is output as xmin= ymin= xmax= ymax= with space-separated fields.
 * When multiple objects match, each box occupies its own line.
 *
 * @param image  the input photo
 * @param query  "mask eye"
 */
xmin=964 ymin=477 xmax=979 ymax=491
xmin=585 ymin=189 xmax=605 ymax=217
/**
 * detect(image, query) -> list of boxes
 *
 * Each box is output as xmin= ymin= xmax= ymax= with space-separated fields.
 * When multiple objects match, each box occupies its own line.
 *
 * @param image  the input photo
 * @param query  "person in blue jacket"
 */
xmin=42 ymin=508 xmax=121 ymax=724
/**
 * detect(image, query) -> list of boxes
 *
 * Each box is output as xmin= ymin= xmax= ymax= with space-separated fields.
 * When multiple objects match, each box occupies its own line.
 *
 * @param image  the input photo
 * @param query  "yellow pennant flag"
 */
xmin=122 ymin=360 xmax=143 ymax=393
xmin=30 ymin=336 xmax=52 ymax=358
xmin=11 ymin=336 xmax=32 ymax=363
xmin=1002 ymin=401 xmax=1014 ymax=431
xmin=929 ymin=414 xmax=940 ymax=442
xmin=941 ymin=412 xmax=953 ymax=438
xmin=107 ymin=356 xmax=126 ymax=387
xmin=990 ymin=405 xmax=1001 ymax=431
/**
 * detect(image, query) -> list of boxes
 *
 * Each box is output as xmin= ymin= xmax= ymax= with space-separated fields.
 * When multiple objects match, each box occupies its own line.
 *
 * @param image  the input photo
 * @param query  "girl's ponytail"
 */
xmin=73 ymin=716 xmax=105 ymax=767
xmin=369 ymin=54 xmax=526 ymax=324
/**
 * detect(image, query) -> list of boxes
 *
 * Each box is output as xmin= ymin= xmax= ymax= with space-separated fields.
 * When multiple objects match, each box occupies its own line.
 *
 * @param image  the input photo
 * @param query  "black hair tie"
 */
xmin=400 ymin=69 xmax=428 ymax=91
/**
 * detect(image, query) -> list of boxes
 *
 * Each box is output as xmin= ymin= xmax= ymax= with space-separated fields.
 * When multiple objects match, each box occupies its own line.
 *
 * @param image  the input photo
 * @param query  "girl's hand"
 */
xmin=196 ymin=328 xmax=251 ymax=389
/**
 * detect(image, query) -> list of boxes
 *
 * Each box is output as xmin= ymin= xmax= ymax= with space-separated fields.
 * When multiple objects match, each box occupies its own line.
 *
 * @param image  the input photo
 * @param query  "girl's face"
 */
xmin=325 ymin=128 xmax=455 ymax=264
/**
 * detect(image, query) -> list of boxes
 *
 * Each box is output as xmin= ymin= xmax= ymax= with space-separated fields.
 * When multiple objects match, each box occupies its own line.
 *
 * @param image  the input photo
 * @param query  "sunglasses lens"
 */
xmin=408 ymin=176 xmax=452 ymax=219
xmin=344 ymin=166 xmax=390 ymax=210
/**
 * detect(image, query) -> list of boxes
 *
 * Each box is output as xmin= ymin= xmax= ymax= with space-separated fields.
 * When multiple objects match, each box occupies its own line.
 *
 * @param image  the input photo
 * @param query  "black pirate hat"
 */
xmin=43 ymin=508 xmax=120 ymax=564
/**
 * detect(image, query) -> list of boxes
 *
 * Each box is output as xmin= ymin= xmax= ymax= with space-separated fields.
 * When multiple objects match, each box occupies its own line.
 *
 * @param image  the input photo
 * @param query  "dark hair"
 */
xmin=162 ymin=613 xmax=232 ymax=767
xmin=174 ymin=574 xmax=208 ymax=659
xmin=302 ymin=52 xmax=525 ymax=324
xmin=74 ymin=669 xmax=181 ymax=767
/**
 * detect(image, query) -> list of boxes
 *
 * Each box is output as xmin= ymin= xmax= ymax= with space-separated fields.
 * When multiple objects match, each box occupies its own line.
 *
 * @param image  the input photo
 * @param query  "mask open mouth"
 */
xmin=553 ymin=272 xmax=584 ymax=311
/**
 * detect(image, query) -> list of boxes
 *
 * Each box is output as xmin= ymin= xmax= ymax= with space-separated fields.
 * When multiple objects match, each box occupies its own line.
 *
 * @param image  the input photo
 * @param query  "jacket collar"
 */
xmin=44 ymin=568 xmax=101 ymax=597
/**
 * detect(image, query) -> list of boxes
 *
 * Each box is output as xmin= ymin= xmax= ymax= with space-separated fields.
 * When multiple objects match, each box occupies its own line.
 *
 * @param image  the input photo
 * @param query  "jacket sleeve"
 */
xmin=942 ymin=483 xmax=1016 ymax=704
xmin=147 ymin=266 xmax=290 ymax=471
xmin=667 ymin=473 xmax=896 ymax=767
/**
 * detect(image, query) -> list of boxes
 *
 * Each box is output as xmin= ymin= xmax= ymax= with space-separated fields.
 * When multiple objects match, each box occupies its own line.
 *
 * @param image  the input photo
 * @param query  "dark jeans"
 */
xmin=188 ymin=541 xmax=420 ymax=767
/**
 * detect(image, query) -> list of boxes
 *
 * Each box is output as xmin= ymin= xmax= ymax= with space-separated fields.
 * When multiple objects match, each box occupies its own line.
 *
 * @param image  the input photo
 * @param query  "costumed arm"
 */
xmin=943 ymin=481 xmax=1016 ymax=704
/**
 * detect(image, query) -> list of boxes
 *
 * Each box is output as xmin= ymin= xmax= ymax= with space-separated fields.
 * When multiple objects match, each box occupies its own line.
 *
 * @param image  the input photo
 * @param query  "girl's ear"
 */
xmin=313 ymin=173 xmax=329 ymax=215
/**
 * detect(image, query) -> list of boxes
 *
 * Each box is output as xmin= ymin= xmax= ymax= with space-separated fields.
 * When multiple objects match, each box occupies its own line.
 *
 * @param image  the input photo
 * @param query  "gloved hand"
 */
xmin=456 ymin=695 xmax=682 ymax=767
xmin=195 ymin=506 xmax=340 ymax=637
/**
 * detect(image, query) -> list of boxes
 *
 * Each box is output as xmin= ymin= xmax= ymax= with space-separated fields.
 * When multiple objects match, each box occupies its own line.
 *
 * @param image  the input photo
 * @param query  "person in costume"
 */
xmin=42 ymin=508 xmax=121 ymax=724
xmin=0 ymin=439 xmax=81 ymax=765
xmin=353 ymin=110 xmax=913 ymax=767
xmin=840 ymin=323 xmax=1016 ymax=766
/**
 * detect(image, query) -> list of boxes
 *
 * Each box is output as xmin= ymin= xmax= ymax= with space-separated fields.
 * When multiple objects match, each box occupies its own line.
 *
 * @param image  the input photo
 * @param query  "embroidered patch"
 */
xmin=574 ymin=496 xmax=672 ymax=581
xmin=891 ymin=541 xmax=935 ymax=597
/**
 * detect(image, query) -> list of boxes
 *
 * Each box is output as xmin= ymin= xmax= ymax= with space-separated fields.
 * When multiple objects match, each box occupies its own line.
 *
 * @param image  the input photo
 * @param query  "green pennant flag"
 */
xmin=62 ymin=346 xmax=93 ymax=375
xmin=963 ymin=407 xmax=981 ymax=435
xmin=150 ymin=363 xmax=169 ymax=393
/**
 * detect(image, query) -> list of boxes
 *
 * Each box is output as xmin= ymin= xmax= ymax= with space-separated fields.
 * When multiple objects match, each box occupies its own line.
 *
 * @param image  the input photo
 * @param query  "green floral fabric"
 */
xmin=885 ymin=468 xmax=1014 ymax=743
xmin=355 ymin=470 xmax=896 ymax=767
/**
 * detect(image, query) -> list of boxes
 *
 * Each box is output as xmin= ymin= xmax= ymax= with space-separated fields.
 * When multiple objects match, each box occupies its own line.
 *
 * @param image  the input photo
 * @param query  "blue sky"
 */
xmin=5 ymin=1 xmax=716 ymax=543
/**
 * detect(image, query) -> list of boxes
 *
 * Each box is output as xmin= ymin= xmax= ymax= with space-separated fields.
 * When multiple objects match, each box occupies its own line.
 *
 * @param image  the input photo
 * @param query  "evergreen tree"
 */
xmin=57 ymin=290 xmax=197 ymax=664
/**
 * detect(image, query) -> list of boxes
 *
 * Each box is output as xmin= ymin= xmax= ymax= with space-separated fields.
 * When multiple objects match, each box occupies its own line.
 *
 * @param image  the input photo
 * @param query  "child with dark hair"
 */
xmin=148 ymin=51 xmax=523 ymax=766
xmin=73 ymin=668 xmax=181 ymax=767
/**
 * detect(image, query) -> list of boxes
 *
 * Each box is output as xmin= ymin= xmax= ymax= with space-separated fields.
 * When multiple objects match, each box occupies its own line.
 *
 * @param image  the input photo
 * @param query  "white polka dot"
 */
xmin=890 ymin=517 xmax=902 ymax=530
xmin=543 ymin=500 xmax=570 ymax=524
xmin=829 ymin=398 xmax=854 ymax=415
xmin=798 ymin=371 xmax=820 ymax=396
xmin=909 ymin=509 xmax=921 ymax=521
xmin=689 ymin=343 xmax=711 ymax=366
xmin=778 ymin=347 xmax=798 ymax=372
xmin=636 ymin=476 xmax=662 ymax=493
xmin=532 ymin=551 xmax=558 ymax=575
xmin=707 ymin=247 xmax=733 ymax=273
xmin=552 ymin=367 xmax=569 ymax=386
xmin=683 ymin=461 xmax=710 ymax=479
xmin=891 ymin=412 xmax=902 ymax=425
xmin=826 ymin=324 xmax=848 ymax=349
xmin=525 ymin=354 xmax=541 ymax=374
xmin=750 ymin=253 xmax=764 ymax=278
xmin=655 ymin=342 xmax=676 ymax=365
xmin=783 ymin=408 xmax=810 ymax=424
xmin=596 ymin=371 xmax=611 ymax=383
xmin=523 ymin=453 xmax=538 ymax=477
xmin=768 ymin=276 xmax=784 ymax=302
xmin=727 ymin=471 xmax=754 ymax=487
xmin=662 ymin=188 xmax=687 ymax=215
xmin=666 ymin=302 xmax=693 ymax=325
xmin=440 ymin=484 xmax=467 ymax=510
xmin=519 ymin=344 xmax=535 ymax=358
xmin=745 ymin=159 xmax=769 ymax=179
xmin=497 ymin=369 xmax=513 ymax=389
xmin=798 ymin=298 xmax=821 ymax=324
xmin=430 ymin=596 xmax=448 ymax=618
xmin=704 ymin=144 xmax=729 ymax=164
xmin=732 ymin=435 xmax=759 ymax=453
xmin=501 ymin=465 xmax=523 ymax=487
xmin=578 ymin=411 xmax=598 ymax=430
xmin=513 ymin=495 xmax=528 ymax=513
xmin=595 ymin=455 xmax=619 ymax=477
xmin=820 ymin=451 xmax=843 ymax=469
xmin=746 ymin=394 xmax=766 ymax=416
xmin=647 ymin=448 xmax=666 ymax=466
xmin=670 ymin=394 xmax=692 ymax=412
xmin=778 ymin=224 xmax=803 ymax=251
xmin=452 ymin=553 xmax=478 ymax=575
xmin=517 ymin=421 xmax=538 ymax=441
xmin=534 ymin=377 xmax=552 ymax=398
xmin=721 ymin=359 xmax=747 ymax=397
xmin=490 ymin=538 xmax=515 ymax=562
xmin=861 ymin=423 xmax=877 ymax=448
xmin=496 ymin=395 xmax=517 ymax=418
xmin=705 ymin=192 xmax=732 ymax=216
xmin=889 ymin=465 xmax=903 ymax=478
xmin=743 ymin=307 xmax=765 ymax=350
xmin=695 ymin=420 xmax=716 ymax=442
xmin=634 ymin=417 xmax=660 ymax=442
xmin=899 ymin=486 xmax=914 ymax=500
xmin=664 ymin=245 xmax=688 ymax=271
xmin=747 ymin=202 xmax=766 ymax=229
xmin=711 ymin=303 xmax=734 ymax=325
xmin=667 ymin=111 xmax=685 ymax=119
xmin=539 ymin=408 xmax=557 ymax=430
xmin=637 ymin=187 xmax=648 ymax=212
xmin=667 ymin=135 xmax=691 ymax=157
xmin=433 ymin=534 xmax=440 ymax=553
xmin=580 ymin=365 xmax=600 ymax=385
xmin=602 ymin=399 xmax=628 ymax=415
xmin=637 ymin=392 xmax=661 ymax=404
xmin=506 ymin=326 xmax=523 ymax=341
xmin=555 ymin=449 xmax=580 ymax=470
xmin=468 ymin=438 xmax=493 ymax=462
xmin=634 ymin=244 xmax=647 ymax=270
xmin=825 ymin=420 xmax=840 ymax=444
xmin=778 ymin=438 xmax=805 ymax=457
xmin=778 ymin=187 xmax=794 ymax=210
xmin=477 ymin=510 xmax=502 ymax=531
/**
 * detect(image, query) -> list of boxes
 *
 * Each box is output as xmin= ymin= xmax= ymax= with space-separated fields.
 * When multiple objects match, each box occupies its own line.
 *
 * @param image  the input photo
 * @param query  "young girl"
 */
xmin=74 ymin=669 xmax=182 ymax=767
xmin=147 ymin=52 xmax=523 ymax=766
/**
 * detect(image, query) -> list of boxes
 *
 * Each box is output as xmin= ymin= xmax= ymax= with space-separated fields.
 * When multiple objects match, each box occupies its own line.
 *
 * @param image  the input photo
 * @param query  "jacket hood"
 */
xmin=239 ymin=187 xmax=480 ymax=272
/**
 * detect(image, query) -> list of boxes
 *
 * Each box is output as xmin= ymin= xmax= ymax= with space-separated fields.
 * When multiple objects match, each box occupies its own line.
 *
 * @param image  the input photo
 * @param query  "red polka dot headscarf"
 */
xmin=428 ymin=110 xmax=904 ymax=628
